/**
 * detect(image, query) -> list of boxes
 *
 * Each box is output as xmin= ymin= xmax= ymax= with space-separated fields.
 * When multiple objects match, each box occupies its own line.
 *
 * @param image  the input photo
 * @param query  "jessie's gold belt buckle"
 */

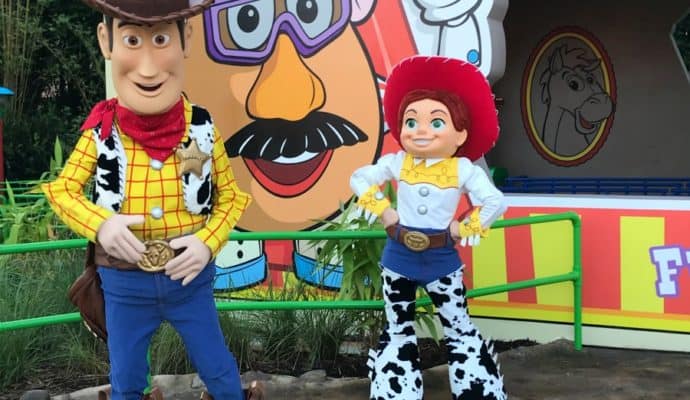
xmin=137 ymin=240 xmax=175 ymax=272
xmin=402 ymin=230 xmax=430 ymax=252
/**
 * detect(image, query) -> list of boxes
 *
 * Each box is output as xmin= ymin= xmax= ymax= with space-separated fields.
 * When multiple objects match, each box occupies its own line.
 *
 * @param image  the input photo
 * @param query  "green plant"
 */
xmin=315 ymin=184 xmax=396 ymax=302
xmin=234 ymin=283 xmax=359 ymax=373
xmin=312 ymin=185 xmax=442 ymax=349
xmin=148 ymin=283 xmax=363 ymax=377
xmin=0 ymin=248 xmax=106 ymax=391
xmin=0 ymin=184 xmax=52 ymax=244
xmin=0 ymin=139 xmax=66 ymax=244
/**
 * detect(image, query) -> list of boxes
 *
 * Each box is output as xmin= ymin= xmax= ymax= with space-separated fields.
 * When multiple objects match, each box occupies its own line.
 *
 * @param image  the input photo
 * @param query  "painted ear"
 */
xmin=548 ymin=45 xmax=565 ymax=73
xmin=96 ymin=22 xmax=112 ymax=60
xmin=584 ymin=58 xmax=602 ymax=72
xmin=183 ymin=21 xmax=193 ymax=58
xmin=350 ymin=0 xmax=376 ymax=24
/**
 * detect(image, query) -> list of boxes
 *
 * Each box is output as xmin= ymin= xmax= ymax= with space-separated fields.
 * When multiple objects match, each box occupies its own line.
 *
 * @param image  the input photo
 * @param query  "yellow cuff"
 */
xmin=356 ymin=185 xmax=391 ymax=216
xmin=458 ymin=208 xmax=490 ymax=238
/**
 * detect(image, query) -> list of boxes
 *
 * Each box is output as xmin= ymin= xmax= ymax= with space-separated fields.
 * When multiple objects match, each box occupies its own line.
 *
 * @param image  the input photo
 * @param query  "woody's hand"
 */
xmin=164 ymin=235 xmax=211 ymax=286
xmin=354 ymin=185 xmax=391 ymax=224
xmin=456 ymin=208 xmax=490 ymax=247
xmin=97 ymin=214 xmax=146 ymax=264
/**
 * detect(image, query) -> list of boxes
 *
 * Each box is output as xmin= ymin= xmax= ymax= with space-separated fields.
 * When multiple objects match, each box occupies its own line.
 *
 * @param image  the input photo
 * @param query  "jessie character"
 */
xmin=41 ymin=1 xmax=258 ymax=399
xmin=350 ymin=56 xmax=508 ymax=400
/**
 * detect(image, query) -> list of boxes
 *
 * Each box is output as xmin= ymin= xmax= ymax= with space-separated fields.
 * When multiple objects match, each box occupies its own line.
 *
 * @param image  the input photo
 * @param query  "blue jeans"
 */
xmin=381 ymin=225 xmax=461 ymax=285
xmin=98 ymin=265 xmax=243 ymax=400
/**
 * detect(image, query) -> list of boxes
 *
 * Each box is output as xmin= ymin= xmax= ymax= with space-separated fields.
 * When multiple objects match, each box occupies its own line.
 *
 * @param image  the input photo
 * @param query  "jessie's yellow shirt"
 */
xmin=42 ymin=99 xmax=251 ymax=257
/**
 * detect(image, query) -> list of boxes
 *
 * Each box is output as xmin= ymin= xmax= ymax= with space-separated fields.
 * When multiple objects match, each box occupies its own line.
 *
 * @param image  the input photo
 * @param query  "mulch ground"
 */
xmin=2 ymin=339 xmax=535 ymax=399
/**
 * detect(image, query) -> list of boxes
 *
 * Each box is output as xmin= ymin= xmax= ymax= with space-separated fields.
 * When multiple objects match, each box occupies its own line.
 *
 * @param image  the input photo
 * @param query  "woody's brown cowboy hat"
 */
xmin=81 ymin=0 xmax=213 ymax=24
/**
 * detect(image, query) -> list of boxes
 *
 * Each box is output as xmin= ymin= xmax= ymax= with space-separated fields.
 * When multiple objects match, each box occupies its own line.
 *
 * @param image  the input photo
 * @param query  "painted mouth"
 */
xmin=225 ymin=111 xmax=367 ymax=198
xmin=245 ymin=151 xmax=334 ymax=197
xmin=135 ymin=82 xmax=163 ymax=92
xmin=413 ymin=138 xmax=432 ymax=146
xmin=575 ymin=109 xmax=599 ymax=135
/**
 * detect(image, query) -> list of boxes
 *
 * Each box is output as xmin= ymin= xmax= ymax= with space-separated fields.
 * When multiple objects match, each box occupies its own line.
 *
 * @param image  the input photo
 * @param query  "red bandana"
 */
xmin=81 ymin=98 xmax=186 ymax=162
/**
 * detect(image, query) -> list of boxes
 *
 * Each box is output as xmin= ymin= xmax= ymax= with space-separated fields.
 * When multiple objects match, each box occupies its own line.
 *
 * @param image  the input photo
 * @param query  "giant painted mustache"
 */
xmin=225 ymin=111 xmax=368 ymax=161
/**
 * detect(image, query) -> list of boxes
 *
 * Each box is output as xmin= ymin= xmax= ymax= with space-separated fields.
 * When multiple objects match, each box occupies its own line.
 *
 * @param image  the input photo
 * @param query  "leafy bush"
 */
xmin=0 ymin=0 xmax=103 ymax=180
xmin=0 ymin=139 xmax=66 ymax=244
xmin=149 ymin=283 xmax=360 ymax=377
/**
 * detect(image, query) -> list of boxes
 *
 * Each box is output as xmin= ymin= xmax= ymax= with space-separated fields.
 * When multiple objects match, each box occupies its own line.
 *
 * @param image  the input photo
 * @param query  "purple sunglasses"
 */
xmin=203 ymin=0 xmax=351 ymax=65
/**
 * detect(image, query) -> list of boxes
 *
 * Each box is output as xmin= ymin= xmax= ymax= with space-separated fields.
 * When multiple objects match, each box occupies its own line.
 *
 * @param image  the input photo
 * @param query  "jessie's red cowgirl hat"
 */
xmin=384 ymin=56 xmax=499 ymax=161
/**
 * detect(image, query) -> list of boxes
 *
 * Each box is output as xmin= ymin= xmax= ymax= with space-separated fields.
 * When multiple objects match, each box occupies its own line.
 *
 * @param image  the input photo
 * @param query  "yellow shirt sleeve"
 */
xmin=41 ymin=129 xmax=114 ymax=242
xmin=194 ymin=127 xmax=252 ymax=257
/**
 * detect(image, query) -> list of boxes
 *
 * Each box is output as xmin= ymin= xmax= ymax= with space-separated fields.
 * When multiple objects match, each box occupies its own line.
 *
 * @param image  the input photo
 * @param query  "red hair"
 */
xmin=398 ymin=89 xmax=470 ymax=134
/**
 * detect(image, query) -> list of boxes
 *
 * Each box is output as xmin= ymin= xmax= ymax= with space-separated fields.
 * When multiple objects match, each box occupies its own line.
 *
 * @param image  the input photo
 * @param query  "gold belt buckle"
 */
xmin=403 ymin=231 xmax=430 ymax=252
xmin=138 ymin=240 xmax=175 ymax=272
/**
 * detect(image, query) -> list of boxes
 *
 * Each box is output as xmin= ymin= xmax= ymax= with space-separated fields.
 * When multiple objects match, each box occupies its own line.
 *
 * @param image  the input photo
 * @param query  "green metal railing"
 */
xmin=0 ymin=212 xmax=583 ymax=349
xmin=0 ymin=179 xmax=47 ymax=204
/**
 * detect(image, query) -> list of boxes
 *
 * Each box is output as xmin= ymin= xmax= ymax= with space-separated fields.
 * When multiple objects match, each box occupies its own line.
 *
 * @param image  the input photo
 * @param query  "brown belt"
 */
xmin=94 ymin=239 xmax=183 ymax=272
xmin=385 ymin=224 xmax=450 ymax=252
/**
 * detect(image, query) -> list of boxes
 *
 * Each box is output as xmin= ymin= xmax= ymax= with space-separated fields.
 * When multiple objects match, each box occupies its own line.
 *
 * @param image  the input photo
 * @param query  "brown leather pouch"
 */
xmin=68 ymin=242 xmax=108 ymax=341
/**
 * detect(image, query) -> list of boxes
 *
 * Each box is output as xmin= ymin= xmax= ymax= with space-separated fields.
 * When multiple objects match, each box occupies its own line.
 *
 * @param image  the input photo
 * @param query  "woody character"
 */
xmin=41 ymin=1 xmax=259 ymax=399
xmin=350 ymin=56 xmax=508 ymax=400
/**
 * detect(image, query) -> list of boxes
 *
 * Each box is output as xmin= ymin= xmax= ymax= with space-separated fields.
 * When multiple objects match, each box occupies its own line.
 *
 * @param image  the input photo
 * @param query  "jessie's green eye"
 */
xmin=431 ymin=118 xmax=446 ymax=130
xmin=405 ymin=118 xmax=418 ymax=129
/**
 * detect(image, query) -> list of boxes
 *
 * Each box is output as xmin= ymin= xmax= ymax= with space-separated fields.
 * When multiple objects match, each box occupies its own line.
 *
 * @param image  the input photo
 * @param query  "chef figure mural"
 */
xmin=183 ymin=0 xmax=508 ymax=291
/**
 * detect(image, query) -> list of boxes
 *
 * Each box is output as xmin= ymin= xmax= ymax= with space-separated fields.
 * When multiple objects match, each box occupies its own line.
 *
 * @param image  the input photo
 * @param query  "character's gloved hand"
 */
xmin=97 ymin=214 xmax=146 ymax=264
xmin=454 ymin=208 xmax=490 ymax=247
xmin=354 ymin=185 xmax=391 ymax=224
xmin=164 ymin=234 xmax=211 ymax=286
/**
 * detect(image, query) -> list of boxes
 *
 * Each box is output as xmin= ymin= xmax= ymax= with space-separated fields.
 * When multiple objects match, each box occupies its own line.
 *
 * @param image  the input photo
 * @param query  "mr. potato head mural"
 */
xmin=183 ymin=0 xmax=508 ymax=292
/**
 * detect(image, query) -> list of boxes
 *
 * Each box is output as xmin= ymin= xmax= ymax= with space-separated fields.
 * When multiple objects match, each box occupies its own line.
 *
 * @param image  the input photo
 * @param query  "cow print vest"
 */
xmin=92 ymin=105 xmax=215 ymax=215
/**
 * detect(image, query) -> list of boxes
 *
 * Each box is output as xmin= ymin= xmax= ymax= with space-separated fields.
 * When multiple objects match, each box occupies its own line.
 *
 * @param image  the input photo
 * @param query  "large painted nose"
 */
xmin=137 ymin=47 xmax=159 ymax=79
xmin=247 ymin=34 xmax=326 ymax=121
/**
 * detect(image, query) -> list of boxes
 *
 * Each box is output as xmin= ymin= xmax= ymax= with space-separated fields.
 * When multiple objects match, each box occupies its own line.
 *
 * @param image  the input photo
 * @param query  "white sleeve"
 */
xmin=459 ymin=157 xmax=507 ymax=228
xmin=349 ymin=151 xmax=403 ymax=196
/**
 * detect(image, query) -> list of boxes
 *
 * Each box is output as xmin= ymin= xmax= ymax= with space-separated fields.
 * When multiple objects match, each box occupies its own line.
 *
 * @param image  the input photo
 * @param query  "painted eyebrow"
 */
xmin=404 ymin=109 xmax=418 ymax=115
xmin=118 ymin=21 xmax=143 ymax=28
xmin=431 ymin=109 xmax=449 ymax=115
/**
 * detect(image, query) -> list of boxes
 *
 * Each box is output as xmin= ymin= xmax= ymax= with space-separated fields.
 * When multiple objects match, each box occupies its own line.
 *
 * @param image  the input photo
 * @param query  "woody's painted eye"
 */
xmin=123 ymin=35 xmax=143 ymax=48
xmin=152 ymin=33 xmax=170 ymax=47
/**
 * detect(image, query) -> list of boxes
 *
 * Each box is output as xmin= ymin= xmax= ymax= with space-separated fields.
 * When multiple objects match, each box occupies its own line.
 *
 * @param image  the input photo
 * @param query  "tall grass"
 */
xmin=148 ymin=281 xmax=369 ymax=377
xmin=0 ymin=0 xmax=45 ymax=117
xmin=0 ymin=249 xmax=109 ymax=390
xmin=1 ymin=246 xmax=380 ymax=392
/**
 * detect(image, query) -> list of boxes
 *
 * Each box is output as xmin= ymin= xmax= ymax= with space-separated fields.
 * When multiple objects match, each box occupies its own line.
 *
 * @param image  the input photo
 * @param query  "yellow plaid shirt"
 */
xmin=42 ymin=98 xmax=251 ymax=257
